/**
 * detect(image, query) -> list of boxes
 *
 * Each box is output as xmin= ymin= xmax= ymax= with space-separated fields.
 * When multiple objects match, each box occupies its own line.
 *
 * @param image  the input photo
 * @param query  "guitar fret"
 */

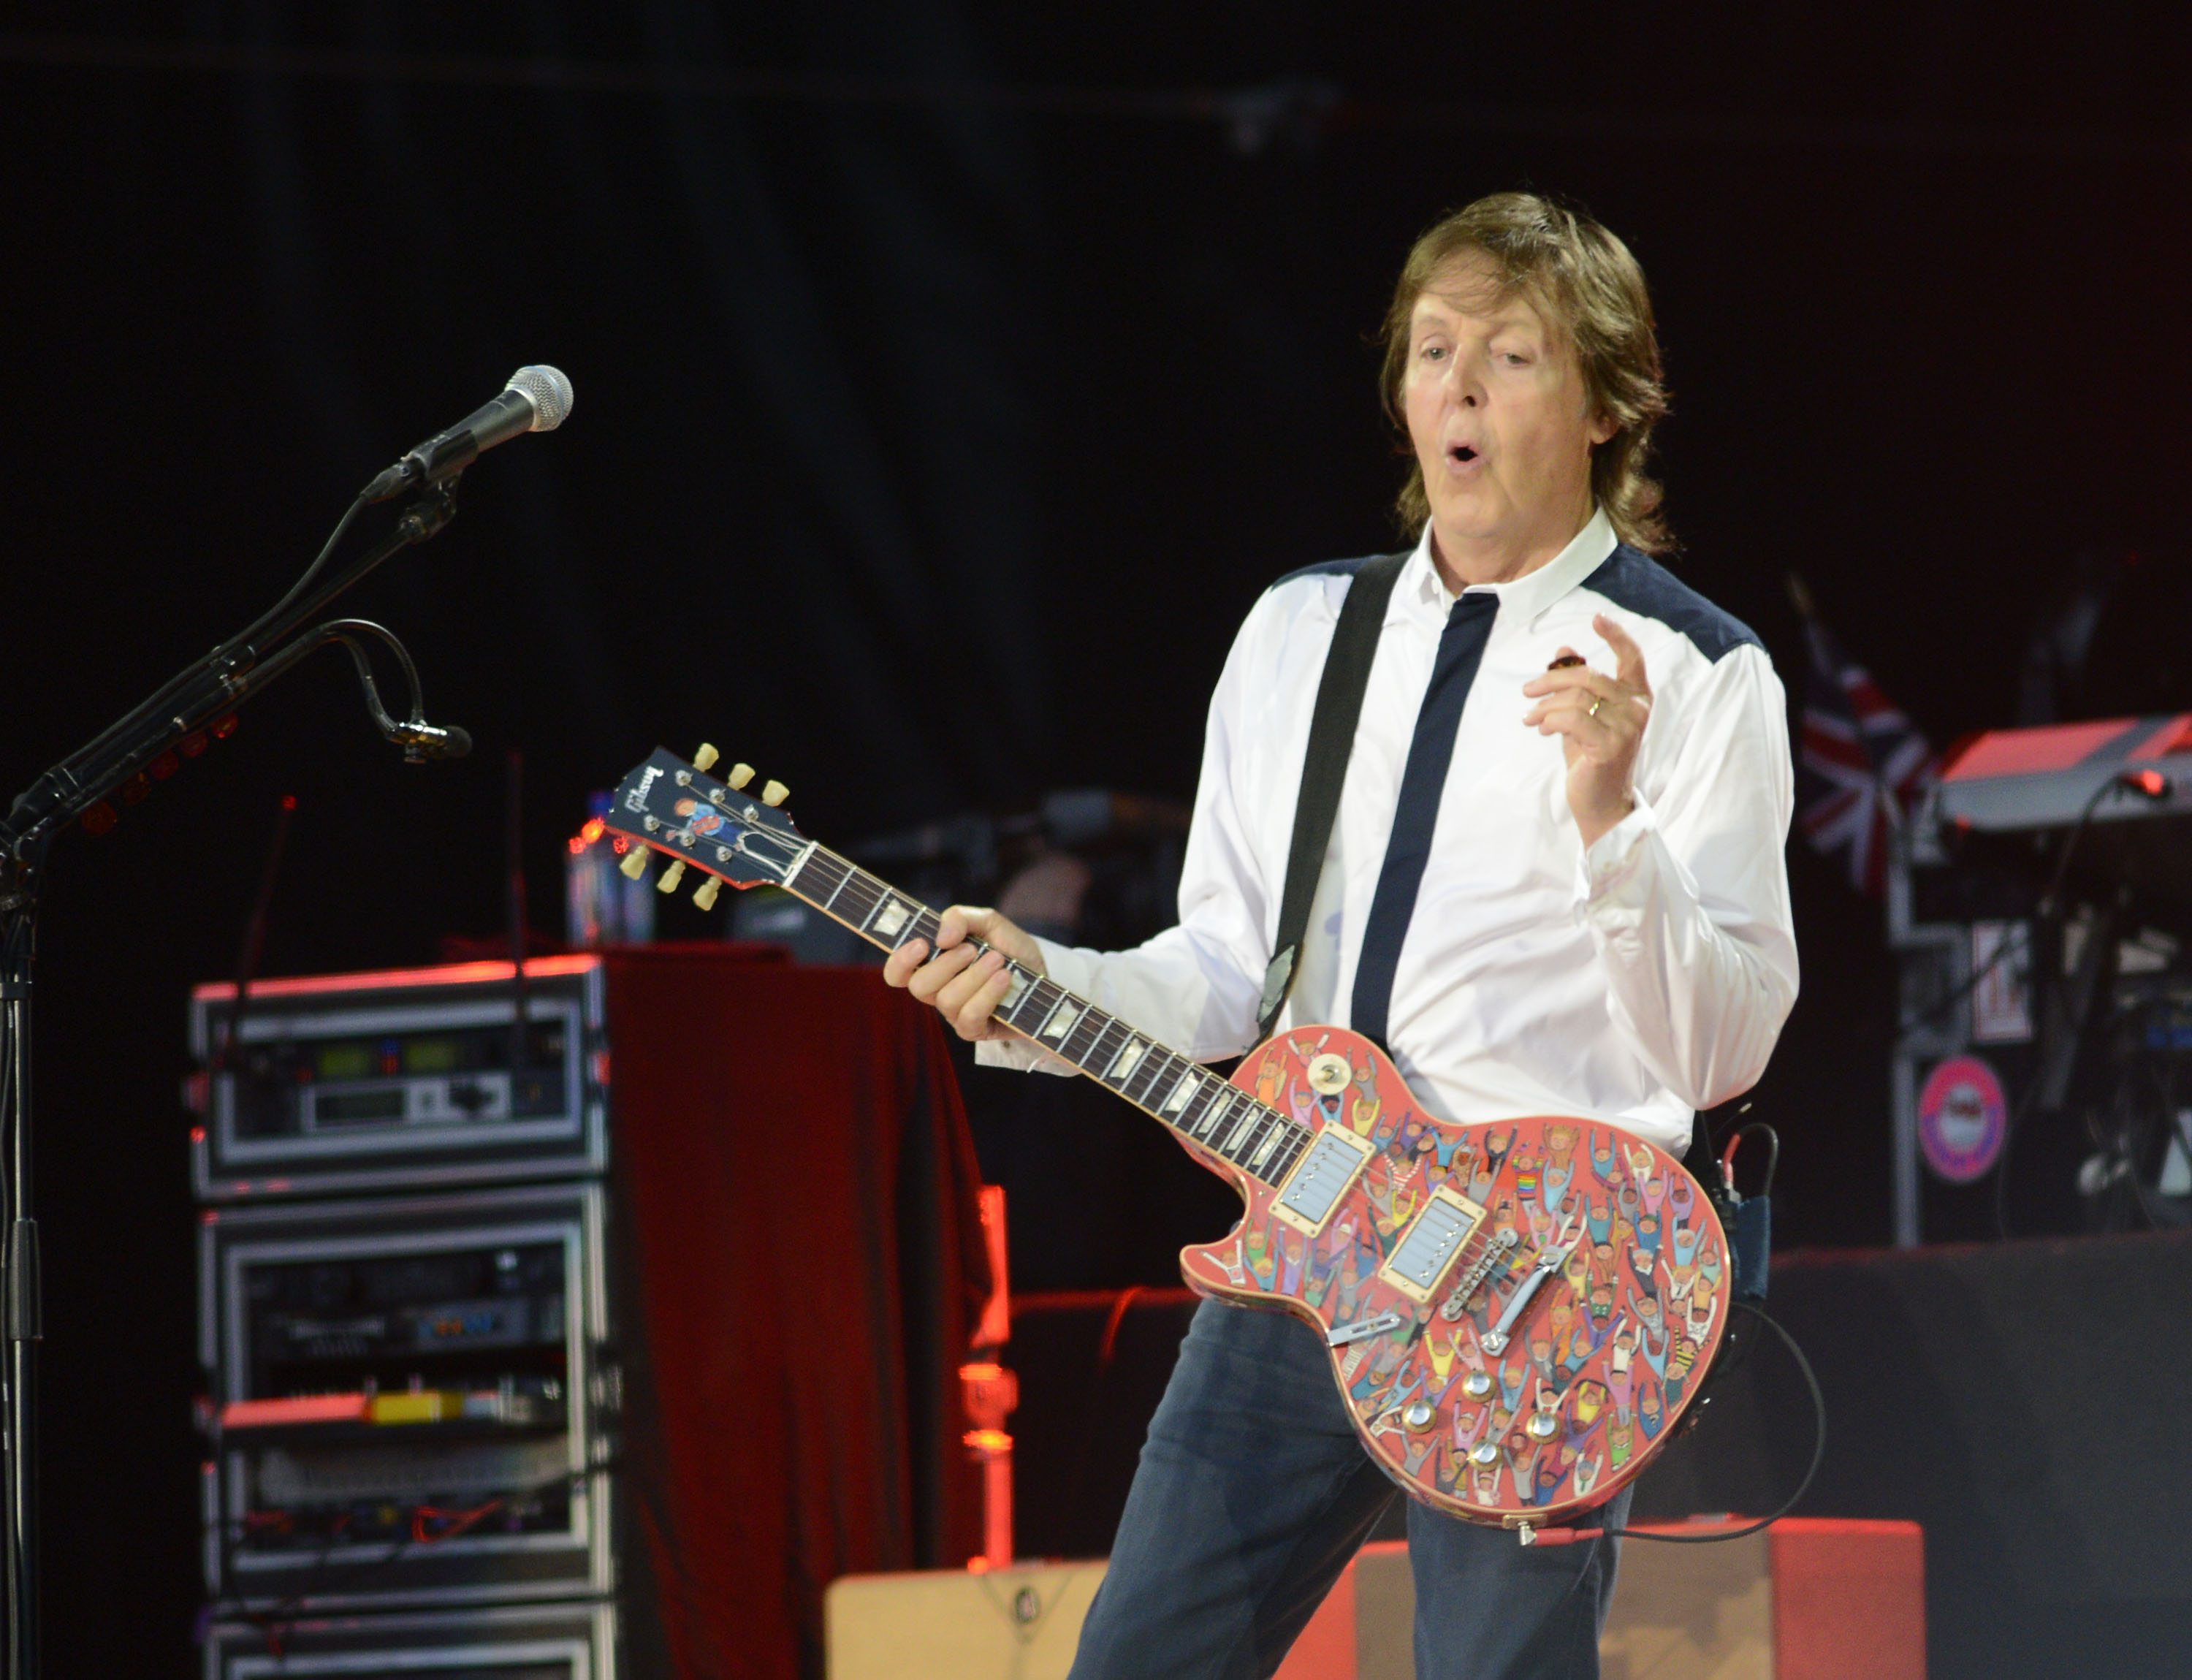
xmin=1104 ymin=1035 xmax=1147 ymax=1085
xmin=1000 ymin=967 xmax=1051 ymax=1030
xmin=1124 ymin=1047 xmax=1178 ymax=1108
xmin=863 ymin=892 xmax=908 ymax=938
xmin=1061 ymin=1010 xmax=1114 ymax=1071
xmin=1219 ymin=1103 xmax=1260 ymax=1158
xmin=1228 ymin=1111 xmax=1271 ymax=1164
xmin=1190 ymin=1089 xmax=1232 ymax=1141
xmin=832 ymin=867 xmax=884 ymax=924
xmin=1174 ymin=1082 xmax=1214 ymax=1133
xmin=785 ymin=848 xmax=837 ymax=903
xmin=1076 ymin=1016 xmax=1127 ymax=1078
xmin=1002 ymin=975 xmax=1043 ymax=1029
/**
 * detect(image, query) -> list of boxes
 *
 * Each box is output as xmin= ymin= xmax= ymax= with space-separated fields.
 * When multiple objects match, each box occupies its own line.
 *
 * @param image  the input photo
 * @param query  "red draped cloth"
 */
xmin=602 ymin=946 xmax=989 ymax=1679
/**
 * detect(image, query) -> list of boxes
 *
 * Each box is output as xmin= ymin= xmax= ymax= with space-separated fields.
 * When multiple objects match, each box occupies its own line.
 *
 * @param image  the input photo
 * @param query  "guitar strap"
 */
xmin=1256 ymin=550 xmax=1411 ymax=1041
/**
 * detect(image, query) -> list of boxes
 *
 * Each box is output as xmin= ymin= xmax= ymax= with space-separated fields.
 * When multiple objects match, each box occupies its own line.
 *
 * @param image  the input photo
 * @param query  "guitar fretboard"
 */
xmin=783 ymin=844 xmax=1312 ymax=1189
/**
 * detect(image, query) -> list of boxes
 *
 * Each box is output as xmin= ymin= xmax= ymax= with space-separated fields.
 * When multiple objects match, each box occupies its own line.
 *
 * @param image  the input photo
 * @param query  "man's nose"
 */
xmin=1444 ymin=351 xmax=1485 ymax=407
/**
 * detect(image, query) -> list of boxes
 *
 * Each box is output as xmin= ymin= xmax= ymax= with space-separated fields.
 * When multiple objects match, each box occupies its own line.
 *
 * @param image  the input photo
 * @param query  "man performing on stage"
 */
xmin=884 ymin=191 xmax=1797 ymax=1680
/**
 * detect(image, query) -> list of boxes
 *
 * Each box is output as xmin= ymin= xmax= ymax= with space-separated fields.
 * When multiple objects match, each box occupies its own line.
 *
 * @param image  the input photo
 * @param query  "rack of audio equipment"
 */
xmin=188 ymin=955 xmax=622 ymax=1680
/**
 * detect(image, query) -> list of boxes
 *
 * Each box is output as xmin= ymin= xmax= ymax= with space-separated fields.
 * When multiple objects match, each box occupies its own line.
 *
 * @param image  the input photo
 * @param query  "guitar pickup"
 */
xmin=1270 ymin=1125 xmax=1375 ymax=1237
xmin=1376 ymin=1186 xmax=1489 ymax=1304
xmin=1325 ymin=1310 xmax=1405 ymax=1348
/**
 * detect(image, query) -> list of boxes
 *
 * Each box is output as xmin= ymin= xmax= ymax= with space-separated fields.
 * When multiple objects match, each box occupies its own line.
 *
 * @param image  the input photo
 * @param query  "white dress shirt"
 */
xmin=980 ymin=509 xmax=1799 ymax=1152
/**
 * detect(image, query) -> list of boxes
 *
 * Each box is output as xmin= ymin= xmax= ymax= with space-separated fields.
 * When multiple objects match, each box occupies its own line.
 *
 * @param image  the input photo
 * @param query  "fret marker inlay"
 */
xmin=1222 ymin=1106 xmax=1260 ymax=1151
xmin=872 ymin=900 xmax=910 ymax=939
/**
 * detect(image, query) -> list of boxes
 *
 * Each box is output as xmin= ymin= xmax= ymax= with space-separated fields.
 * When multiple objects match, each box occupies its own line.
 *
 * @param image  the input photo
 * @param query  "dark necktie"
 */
xmin=1350 ymin=590 xmax=1500 ymax=1051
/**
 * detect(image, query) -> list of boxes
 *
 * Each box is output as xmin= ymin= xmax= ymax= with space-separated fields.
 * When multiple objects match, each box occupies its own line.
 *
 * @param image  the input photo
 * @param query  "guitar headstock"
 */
xmin=604 ymin=744 xmax=803 ymax=910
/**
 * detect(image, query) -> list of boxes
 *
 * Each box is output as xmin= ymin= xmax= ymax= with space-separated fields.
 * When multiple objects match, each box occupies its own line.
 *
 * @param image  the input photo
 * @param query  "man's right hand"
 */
xmin=881 ymin=905 xmax=1046 ymax=1044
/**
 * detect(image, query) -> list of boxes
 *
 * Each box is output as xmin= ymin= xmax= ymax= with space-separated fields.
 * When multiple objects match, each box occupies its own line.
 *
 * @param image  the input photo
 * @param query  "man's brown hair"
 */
xmin=1379 ymin=192 xmax=1672 ymax=553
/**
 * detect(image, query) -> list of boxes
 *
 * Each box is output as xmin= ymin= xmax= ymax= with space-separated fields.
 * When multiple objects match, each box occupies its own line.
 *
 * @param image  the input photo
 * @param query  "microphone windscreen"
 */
xmin=506 ymin=366 xmax=574 ymax=432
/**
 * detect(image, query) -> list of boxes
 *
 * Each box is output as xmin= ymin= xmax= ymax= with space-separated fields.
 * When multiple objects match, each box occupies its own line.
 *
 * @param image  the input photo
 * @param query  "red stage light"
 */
xmin=2125 ymin=768 xmax=2171 ymax=799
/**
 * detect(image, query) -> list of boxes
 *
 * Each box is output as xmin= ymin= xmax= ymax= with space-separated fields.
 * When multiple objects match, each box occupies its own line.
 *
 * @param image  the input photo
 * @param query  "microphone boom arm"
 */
xmin=0 ymin=477 xmax=465 ymax=857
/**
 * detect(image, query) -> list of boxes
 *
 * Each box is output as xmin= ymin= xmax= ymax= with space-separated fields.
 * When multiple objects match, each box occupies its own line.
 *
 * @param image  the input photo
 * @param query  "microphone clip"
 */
xmin=389 ymin=719 xmax=473 ymax=764
xmin=315 ymin=620 xmax=472 ymax=765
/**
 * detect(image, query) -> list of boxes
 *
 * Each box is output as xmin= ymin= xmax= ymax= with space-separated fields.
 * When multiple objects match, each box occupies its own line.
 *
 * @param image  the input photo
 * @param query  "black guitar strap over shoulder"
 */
xmin=1256 ymin=551 xmax=1410 ymax=1041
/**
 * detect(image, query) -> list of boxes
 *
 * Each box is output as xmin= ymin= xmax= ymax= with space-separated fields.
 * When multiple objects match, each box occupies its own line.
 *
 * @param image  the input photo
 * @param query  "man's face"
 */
xmin=1402 ymin=256 xmax=1614 ymax=570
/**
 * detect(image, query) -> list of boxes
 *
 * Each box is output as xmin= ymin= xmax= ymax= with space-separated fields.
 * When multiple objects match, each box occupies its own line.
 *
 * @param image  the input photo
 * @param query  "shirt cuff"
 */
xmin=1575 ymin=796 xmax=1659 ymax=907
xmin=971 ymin=935 xmax=1088 ymax=1076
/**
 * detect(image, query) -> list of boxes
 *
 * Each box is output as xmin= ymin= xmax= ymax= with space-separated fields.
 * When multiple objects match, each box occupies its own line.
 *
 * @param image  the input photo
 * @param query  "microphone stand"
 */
xmin=0 ymin=475 xmax=468 ymax=1680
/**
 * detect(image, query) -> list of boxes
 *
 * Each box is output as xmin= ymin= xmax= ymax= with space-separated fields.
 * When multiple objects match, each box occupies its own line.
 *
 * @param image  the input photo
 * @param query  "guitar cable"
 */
xmin=1530 ymin=1114 xmax=1822 ymax=1548
xmin=1523 ymin=1301 xmax=1824 ymax=1548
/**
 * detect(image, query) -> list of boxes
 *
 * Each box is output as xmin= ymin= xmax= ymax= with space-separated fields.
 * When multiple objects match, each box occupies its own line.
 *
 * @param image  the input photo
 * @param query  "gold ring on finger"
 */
xmin=1587 ymin=696 xmax=1603 ymax=718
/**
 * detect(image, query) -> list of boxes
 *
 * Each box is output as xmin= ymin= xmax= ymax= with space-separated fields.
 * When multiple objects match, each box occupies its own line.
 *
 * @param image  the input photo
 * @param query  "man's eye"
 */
xmin=1420 ymin=343 xmax=1446 ymax=361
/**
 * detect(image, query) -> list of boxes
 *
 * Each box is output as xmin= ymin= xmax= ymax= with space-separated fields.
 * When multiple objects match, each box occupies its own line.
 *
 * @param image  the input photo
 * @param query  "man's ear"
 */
xmin=1587 ymin=408 xmax=1619 ymax=448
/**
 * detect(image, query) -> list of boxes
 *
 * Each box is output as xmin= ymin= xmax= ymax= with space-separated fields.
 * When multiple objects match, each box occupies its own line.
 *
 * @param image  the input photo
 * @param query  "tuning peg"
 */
xmin=694 ymin=743 xmax=720 ymax=772
xmin=618 ymin=847 xmax=648 ymax=881
xmin=655 ymin=859 xmax=687 ymax=894
xmin=693 ymin=876 xmax=721 ymax=911
xmin=727 ymin=763 xmax=755 ymax=791
xmin=762 ymin=780 xmax=789 ymax=807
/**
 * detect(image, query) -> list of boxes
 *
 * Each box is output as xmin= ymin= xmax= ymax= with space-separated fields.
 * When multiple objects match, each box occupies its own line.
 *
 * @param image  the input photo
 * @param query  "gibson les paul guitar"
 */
xmin=604 ymin=745 xmax=1729 ymax=1529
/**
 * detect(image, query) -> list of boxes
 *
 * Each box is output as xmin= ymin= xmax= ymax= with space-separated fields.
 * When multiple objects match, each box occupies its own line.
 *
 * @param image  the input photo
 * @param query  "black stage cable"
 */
xmin=1906 ymin=767 xmax=2154 ymax=1036
xmin=1988 ymin=772 xmax=2152 ymax=1241
xmin=212 ymin=794 xmax=298 ymax=1076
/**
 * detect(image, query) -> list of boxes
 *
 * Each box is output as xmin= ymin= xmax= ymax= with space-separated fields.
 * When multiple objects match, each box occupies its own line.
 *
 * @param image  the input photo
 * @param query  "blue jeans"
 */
xmin=1069 ymin=1299 xmax=1629 ymax=1680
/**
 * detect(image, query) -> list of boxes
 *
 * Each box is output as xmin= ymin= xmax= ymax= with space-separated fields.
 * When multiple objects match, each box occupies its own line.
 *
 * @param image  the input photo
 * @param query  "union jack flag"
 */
xmin=1795 ymin=608 xmax=1935 ymax=897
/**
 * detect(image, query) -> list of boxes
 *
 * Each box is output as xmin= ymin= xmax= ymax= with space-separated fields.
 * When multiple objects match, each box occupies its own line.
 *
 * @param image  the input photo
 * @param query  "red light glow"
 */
xmin=581 ymin=816 xmax=606 ymax=843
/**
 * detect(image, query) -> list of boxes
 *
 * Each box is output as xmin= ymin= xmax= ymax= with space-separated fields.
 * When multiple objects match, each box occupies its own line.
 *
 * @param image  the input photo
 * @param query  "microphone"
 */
xmin=362 ymin=365 xmax=574 ymax=502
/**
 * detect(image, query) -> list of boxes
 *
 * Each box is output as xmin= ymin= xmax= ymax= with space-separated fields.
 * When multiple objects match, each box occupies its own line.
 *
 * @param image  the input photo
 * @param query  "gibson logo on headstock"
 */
xmin=625 ymin=765 xmax=662 ymax=812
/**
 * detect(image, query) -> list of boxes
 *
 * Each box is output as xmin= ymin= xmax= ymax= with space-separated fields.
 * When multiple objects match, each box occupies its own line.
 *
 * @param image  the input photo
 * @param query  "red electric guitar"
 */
xmin=604 ymin=747 xmax=1729 ymax=1529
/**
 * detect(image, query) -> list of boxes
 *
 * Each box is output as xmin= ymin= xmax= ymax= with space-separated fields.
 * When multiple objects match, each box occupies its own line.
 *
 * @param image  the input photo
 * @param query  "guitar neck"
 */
xmin=774 ymin=843 xmax=1311 ymax=1189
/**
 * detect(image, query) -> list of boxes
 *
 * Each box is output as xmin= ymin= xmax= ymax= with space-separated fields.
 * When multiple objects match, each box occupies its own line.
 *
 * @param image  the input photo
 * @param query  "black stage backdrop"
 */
xmin=3 ymin=7 xmax=2191 ymax=1673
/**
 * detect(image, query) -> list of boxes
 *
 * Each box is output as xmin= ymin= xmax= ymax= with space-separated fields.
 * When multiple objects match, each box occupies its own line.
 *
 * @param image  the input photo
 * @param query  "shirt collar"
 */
xmin=1391 ymin=506 xmax=1620 ymax=629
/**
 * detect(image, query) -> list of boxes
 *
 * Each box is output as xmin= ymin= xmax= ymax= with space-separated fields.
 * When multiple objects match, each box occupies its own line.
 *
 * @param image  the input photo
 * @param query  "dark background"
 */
xmin=4 ymin=5 xmax=2191 ymax=1673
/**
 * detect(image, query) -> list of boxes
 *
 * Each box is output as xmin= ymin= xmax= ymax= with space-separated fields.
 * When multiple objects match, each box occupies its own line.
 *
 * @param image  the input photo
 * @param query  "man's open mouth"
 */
xmin=1447 ymin=443 xmax=1480 ymax=465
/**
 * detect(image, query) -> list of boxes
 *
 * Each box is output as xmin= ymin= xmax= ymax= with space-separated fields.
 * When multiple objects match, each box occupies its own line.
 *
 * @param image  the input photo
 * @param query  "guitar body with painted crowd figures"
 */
xmin=604 ymin=745 xmax=1731 ymax=1529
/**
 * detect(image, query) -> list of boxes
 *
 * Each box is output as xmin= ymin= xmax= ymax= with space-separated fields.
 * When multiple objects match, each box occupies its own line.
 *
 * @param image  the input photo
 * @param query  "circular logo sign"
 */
xmin=1918 ymin=1054 xmax=2008 ymax=1183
